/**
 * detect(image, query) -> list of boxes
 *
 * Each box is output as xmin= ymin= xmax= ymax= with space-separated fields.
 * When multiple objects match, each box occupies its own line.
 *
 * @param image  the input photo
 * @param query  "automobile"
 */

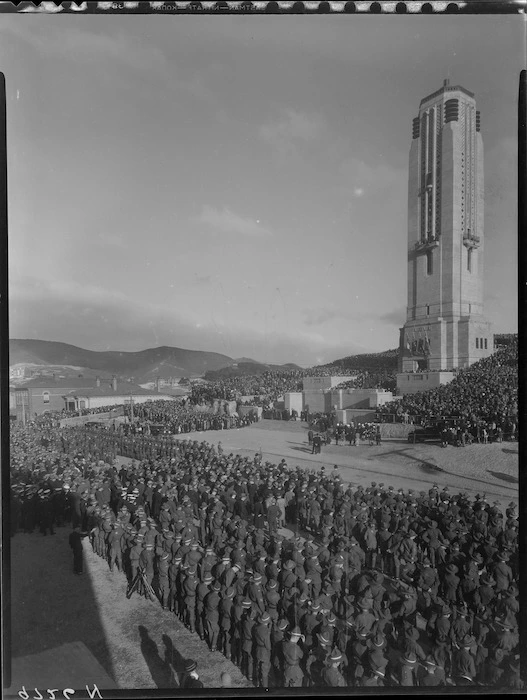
xmin=407 ymin=425 xmax=442 ymax=443
xmin=85 ymin=421 xmax=108 ymax=430
xmin=149 ymin=424 xmax=170 ymax=436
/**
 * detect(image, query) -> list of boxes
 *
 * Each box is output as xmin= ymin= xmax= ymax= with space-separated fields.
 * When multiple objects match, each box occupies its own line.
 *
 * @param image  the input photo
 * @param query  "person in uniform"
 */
xmin=395 ymin=650 xmax=418 ymax=687
xmin=183 ymin=566 xmax=198 ymax=632
xmin=418 ymin=656 xmax=446 ymax=686
xmin=180 ymin=659 xmax=204 ymax=689
xmin=241 ymin=603 xmax=256 ymax=682
xmin=107 ymin=521 xmax=123 ymax=572
xmin=157 ymin=551 xmax=170 ymax=609
xmin=281 ymin=626 xmax=304 ymax=688
xmin=452 ymin=634 xmax=477 ymax=686
xmin=195 ymin=574 xmax=212 ymax=640
xmin=204 ymin=580 xmax=221 ymax=652
xmin=321 ymin=648 xmax=346 ymax=687
xmin=69 ymin=526 xmax=85 ymax=575
xmin=219 ymin=586 xmax=235 ymax=660
xmin=253 ymin=611 xmax=272 ymax=688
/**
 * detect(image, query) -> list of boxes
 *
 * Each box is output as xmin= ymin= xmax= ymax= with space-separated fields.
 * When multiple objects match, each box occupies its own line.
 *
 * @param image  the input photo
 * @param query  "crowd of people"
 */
xmin=121 ymin=400 xmax=258 ymax=435
xmin=9 ymin=420 xmax=521 ymax=689
xmin=194 ymin=371 xmax=304 ymax=404
xmin=380 ymin=342 xmax=518 ymax=427
xmin=314 ymin=350 xmax=399 ymax=376
xmin=335 ymin=371 xmax=397 ymax=394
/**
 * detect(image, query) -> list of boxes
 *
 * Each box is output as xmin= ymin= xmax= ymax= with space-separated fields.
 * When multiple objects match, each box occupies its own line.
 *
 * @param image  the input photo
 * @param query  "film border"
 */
xmin=0 ymin=0 xmax=524 ymax=15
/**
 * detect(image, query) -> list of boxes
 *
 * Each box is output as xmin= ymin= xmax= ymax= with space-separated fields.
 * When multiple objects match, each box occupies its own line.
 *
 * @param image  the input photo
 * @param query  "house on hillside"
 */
xmin=62 ymin=377 xmax=176 ymax=412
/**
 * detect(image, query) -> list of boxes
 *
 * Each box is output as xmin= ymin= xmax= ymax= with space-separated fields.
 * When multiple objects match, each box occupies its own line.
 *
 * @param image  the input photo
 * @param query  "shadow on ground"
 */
xmin=288 ymin=444 xmax=316 ymax=454
xmin=162 ymin=633 xmax=189 ymax=687
xmin=138 ymin=625 xmax=175 ymax=688
xmin=9 ymin=528 xmax=116 ymax=689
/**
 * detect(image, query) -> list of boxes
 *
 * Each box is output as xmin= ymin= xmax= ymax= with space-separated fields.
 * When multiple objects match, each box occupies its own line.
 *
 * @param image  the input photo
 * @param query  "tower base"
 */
xmin=396 ymin=371 xmax=455 ymax=396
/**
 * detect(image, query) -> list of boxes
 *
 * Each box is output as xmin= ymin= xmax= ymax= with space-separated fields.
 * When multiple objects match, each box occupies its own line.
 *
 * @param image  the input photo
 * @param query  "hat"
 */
xmin=277 ymin=618 xmax=288 ymax=631
xmin=445 ymin=564 xmax=458 ymax=574
xmin=493 ymin=648 xmax=505 ymax=662
xmin=241 ymin=599 xmax=252 ymax=609
xmin=329 ymin=649 xmax=342 ymax=663
xmin=402 ymin=651 xmax=417 ymax=665
xmin=290 ymin=626 xmax=302 ymax=638
xmin=259 ymin=611 xmax=271 ymax=623
xmin=461 ymin=634 xmax=476 ymax=647
xmin=373 ymin=633 xmax=386 ymax=647
xmin=480 ymin=573 xmax=495 ymax=586
xmin=185 ymin=659 xmax=197 ymax=673
xmin=424 ymin=656 xmax=437 ymax=667
xmin=317 ymin=632 xmax=331 ymax=645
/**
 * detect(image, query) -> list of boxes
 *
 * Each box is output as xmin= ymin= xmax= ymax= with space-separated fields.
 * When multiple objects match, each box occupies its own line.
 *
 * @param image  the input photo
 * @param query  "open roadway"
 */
xmin=181 ymin=419 xmax=519 ymax=507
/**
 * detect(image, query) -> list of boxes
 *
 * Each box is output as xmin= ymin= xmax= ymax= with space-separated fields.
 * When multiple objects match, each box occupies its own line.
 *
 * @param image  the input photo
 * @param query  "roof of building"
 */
xmin=15 ymin=377 xmax=105 ymax=390
xmin=64 ymin=383 xmax=176 ymax=398
xmin=153 ymin=386 xmax=189 ymax=397
xmin=420 ymin=83 xmax=475 ymax=106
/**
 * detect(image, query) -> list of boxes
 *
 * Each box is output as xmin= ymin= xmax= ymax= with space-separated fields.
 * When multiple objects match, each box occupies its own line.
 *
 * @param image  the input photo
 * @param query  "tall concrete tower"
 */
xmin=397 ymin=80 xmax=492 ymax=392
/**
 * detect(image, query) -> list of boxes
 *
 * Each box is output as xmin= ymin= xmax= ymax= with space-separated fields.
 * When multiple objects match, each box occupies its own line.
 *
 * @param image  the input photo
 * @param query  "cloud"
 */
xmin=1 ymin=21 xmax=168 ymax=75
xmin=195 ymin=205 xmax=273 ymax=238
xmin=259 ymin=109 xmax=326 ymax=155
xmin=9 ymin=275 xmax=371 ymax=366
xmin=340 ymin=157 xmax=406 ymax=200
xmin=91 ymin=232 xmax=127 ymax=249
xmin=378 ymin=307 xmax=406 ymax=326
xmin=303 ymin=307 xmax=366 ymax=327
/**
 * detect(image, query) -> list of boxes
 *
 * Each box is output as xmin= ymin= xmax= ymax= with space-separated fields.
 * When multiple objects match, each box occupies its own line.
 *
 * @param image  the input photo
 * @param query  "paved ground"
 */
xmin=180 ymin=420 xmax=519 ymax=506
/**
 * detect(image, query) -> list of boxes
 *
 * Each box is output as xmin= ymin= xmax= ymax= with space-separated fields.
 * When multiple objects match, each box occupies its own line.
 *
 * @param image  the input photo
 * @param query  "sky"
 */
xmin=2 ymin=14 xmax=523 ymax=367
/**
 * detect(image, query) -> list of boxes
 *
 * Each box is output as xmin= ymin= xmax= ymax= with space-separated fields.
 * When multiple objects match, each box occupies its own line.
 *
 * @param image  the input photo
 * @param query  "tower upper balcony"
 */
xmin=414 ymin=235 xmax=440 ymax=254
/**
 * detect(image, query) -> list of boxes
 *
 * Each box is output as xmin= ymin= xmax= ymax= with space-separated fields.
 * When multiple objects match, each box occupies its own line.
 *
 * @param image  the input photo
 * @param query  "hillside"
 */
xmin=204 ymin=360 xmax=302 ymax=381
xmin=319 ymin=332 xmax=514 ymax=374
xmin=10 ymin=339 xmax=235 ymax=381
xmin=315 ymin=348 xmax=399 ymax=373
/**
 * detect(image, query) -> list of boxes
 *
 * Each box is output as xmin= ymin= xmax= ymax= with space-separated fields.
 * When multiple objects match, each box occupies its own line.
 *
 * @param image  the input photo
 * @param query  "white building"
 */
xmin=63 ymin=378 xmax=176 ymax=412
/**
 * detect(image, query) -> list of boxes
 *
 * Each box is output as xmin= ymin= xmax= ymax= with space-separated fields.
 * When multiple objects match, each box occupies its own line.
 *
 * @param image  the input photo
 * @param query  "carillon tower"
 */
xmin=398 ymin=79 xmax=492 ymax=382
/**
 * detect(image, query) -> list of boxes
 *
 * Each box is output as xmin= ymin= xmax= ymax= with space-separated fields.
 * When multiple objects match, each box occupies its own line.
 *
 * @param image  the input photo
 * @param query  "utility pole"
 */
xmin=130 ymin=390 xmax=134 ymax=424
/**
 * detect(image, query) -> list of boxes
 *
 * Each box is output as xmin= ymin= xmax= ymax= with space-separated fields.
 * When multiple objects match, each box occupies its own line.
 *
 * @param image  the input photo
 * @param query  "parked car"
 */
xmin=407 ymin=424 xmax=442 ymax=443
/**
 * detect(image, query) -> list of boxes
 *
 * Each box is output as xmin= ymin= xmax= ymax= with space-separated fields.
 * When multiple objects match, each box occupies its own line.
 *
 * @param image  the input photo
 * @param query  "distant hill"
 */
xmin=204 ymin=360 xmax=302 ymax=381
xmin=315 ymin=349 xmax=399 ymax=373
xmin=10 ymin=339 xmax=235 ymax=382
